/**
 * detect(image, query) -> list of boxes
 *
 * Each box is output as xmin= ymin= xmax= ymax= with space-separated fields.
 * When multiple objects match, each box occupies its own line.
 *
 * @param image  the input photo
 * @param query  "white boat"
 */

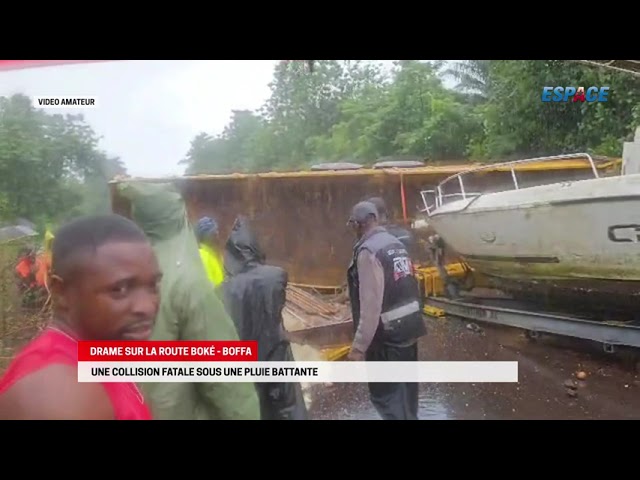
xmin=418 ymin=150 xmax=640 ymax=313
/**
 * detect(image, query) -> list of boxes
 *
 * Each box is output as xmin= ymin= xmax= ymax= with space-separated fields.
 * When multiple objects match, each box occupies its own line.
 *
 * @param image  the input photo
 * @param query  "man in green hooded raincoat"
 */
xmin=116 ymin=180 xmax=260 ymax=420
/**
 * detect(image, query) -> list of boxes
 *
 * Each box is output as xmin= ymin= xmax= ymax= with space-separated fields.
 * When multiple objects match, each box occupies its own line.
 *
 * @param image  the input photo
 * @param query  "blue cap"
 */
xmin=196 ymin=216 xmax=219 ymax=239
xmin=348 ymin=201 xmax=378 ymax=225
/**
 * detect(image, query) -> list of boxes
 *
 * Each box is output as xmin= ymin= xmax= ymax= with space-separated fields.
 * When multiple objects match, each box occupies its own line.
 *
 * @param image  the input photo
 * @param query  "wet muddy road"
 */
xmin=302 ymin=316 xmax=640 ymax=420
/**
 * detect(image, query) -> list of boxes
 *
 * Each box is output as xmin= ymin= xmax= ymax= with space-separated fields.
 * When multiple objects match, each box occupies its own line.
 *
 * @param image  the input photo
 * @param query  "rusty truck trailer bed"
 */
xmin=110 ymin=157 xmax=620 ymax=288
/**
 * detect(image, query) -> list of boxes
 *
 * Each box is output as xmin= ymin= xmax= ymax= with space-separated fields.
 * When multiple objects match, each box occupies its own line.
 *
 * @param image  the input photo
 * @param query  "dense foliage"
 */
xmin=180 ymin=60 xmax=640 ymax=174
xmin=1 ymin=60 xmax=638 ymax=230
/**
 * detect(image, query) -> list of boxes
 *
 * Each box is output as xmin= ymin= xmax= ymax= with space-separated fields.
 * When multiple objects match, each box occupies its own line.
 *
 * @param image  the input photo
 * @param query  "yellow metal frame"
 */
xmin=415 ymin=262 xmax=471 ymax=298
xmin=108 ymin=157 xmax=622 ymax=184
xmin=320 ymin=345 xmax=351 ymax=361
xmin=415 ymin=261 xmax=490 ymax=319
xmin=423 ymin=305 xmax=445 ymax=318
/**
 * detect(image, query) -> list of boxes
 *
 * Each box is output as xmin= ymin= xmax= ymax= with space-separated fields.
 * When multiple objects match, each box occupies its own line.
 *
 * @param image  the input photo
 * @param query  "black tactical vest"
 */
xmin=347 ymin=227 xmax=426 ymax=347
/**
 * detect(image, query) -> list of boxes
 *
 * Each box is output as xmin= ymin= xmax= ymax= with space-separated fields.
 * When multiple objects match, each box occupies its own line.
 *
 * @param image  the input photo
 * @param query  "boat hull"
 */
xmin=427 ymin=173 xmax=640 ymax=313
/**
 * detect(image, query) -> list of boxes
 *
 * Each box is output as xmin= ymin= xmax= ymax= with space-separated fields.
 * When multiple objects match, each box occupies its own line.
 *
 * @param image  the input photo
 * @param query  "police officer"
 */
xmin=345 ymin=201 xmax=427 ymax=420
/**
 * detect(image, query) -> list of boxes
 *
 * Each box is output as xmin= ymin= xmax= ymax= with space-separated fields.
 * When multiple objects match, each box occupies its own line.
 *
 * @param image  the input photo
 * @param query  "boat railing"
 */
xmin=419 ymin=153 xmax=600 ymax=216
xmin=419 ymin=191 xmax=483 ymax=215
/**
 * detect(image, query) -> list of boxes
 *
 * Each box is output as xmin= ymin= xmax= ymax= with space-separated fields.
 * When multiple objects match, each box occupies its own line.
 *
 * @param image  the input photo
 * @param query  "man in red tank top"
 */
xmin=0 ymin=214 xmax=162 ymax=420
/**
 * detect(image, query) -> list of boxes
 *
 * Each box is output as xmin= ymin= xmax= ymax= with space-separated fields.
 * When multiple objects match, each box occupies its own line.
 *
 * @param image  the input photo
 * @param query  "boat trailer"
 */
xmin=425 ymin=296 xmax=640 ymax=353
xmin=415 ymin=239 xmax=640 ymax=353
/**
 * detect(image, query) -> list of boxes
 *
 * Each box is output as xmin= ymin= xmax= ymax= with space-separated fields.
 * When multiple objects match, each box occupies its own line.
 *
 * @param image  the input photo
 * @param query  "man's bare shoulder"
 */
xmin=0 ymin=364 xmax=114 ymax=420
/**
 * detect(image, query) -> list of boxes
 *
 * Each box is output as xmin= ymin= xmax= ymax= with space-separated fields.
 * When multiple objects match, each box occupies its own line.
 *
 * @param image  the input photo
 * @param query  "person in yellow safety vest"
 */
xmin=196 ymin=216 xmax=225 ymax=287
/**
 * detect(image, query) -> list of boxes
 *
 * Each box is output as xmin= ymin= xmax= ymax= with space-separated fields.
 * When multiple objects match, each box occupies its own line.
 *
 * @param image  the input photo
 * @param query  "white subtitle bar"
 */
xmin=78 ymin=361 xmax=518 ymax=383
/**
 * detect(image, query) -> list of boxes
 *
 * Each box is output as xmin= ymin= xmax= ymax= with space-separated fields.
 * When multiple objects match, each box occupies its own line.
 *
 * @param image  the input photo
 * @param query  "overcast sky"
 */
xmin=0 ymin=60 xmax=452 ymax=177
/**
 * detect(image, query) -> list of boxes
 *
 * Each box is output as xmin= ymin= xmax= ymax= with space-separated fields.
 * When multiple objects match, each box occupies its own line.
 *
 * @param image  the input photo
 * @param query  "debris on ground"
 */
xmin=466 ymin=323 xmax=484 ymax=335
xmin=576 ymin=371 xmax=588 ymax=380
xmin=564 ymin=379 xmax=579 ymax=398
xmin=286 ymin=285 xmax=339 ymax=317
xmin=311 ymin=315 xmax=640 ymax=419
xmin=282 ymin=285 xmax=353 ymax=352
xmin=283 ymin=285 xmax=350 ymax=332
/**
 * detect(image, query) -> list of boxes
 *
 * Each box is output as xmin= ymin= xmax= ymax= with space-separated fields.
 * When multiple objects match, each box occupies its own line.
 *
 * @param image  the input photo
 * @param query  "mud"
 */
xmin=299 ymin=316 xmax=640 ymax=420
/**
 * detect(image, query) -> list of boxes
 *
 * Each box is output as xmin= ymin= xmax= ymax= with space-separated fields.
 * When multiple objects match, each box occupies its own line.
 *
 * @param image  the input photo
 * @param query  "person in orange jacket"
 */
xmin=34 ymin=229 xmax=55 ymax=292
xmin=15 ymin=248 xmax=36 ymax=292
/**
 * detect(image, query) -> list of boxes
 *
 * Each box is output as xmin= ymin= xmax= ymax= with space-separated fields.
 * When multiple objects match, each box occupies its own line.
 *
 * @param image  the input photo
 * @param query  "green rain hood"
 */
xmin=117 ymin=181 xmax=260 ymax=420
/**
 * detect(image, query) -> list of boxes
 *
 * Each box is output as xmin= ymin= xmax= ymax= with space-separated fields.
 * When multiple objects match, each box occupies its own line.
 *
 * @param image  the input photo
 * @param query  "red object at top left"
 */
xmin=0 ymin=60 xmax=116 ymax=72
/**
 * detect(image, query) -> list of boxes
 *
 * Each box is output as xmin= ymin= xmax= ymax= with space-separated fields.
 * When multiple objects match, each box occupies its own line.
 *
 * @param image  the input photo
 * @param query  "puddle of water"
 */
xmin=307 ymin=380 xmax=451 ymax=420
xmin=290 ymin=342 xmax=452 ymax=420
xmin=316 ymin=392 xmax=450 ymax=420
xmin=289 ymin=343 xmax=325 ymax=410
xmin=417 ymin=393 xmax=450 ymax=420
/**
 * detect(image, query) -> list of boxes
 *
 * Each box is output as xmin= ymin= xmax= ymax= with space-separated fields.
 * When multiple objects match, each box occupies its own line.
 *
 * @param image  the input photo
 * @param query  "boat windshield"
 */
xmin=419 ymin=153 xmax=617 ymax=215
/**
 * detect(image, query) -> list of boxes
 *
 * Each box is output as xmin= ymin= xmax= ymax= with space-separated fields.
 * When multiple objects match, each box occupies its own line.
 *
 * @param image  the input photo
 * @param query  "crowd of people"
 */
xmin=0 ymin=183 xmax=426 ymax=420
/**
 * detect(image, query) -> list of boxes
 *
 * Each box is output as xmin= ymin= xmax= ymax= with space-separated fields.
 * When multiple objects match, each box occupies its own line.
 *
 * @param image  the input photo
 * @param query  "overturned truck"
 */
xmin=109 ymin=157 xmax=620 ymax=289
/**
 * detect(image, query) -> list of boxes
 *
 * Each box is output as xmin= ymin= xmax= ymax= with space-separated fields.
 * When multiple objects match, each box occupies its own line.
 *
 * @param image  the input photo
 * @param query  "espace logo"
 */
xmin=541 ymin=86 xmax=610 ymax=103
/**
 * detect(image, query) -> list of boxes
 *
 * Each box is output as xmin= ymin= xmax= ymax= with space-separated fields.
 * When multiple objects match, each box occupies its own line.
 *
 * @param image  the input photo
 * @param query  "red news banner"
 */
xmin=78 ymin=341 xmax=258 ymax=362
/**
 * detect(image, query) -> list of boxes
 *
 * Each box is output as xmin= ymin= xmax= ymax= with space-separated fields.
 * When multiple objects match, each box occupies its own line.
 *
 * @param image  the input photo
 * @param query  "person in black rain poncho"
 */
xmin=219 ymin=216 xmax=308 ymax=420
xmin=366 ymin=197 xmax=416 ymax=255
